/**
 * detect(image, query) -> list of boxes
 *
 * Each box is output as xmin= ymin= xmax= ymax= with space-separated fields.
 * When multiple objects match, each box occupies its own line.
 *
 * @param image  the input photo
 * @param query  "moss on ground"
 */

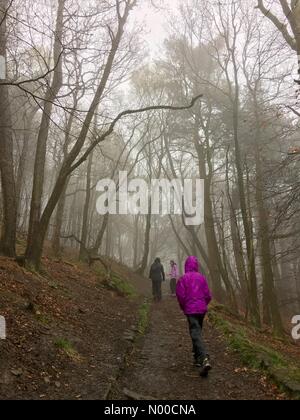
xmin=109 ymin=273 xmax=136 ymax=298
xmin=94 ymin=266 xmax=137 ymax=298
xmin=137 ymin=301 xmax=150 ymax=336
xmin=209 ymin=309 xmax=300 ymax=399
xmin=54 ymin=338 xmax=81 ymax=361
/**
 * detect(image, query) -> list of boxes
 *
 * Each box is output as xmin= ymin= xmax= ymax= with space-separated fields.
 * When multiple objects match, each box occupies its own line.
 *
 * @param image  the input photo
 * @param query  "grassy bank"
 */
xmin=137 ymin=301 xmax=151 ymax=336
xmin=209 ymin=306 xmax=300 ymax=399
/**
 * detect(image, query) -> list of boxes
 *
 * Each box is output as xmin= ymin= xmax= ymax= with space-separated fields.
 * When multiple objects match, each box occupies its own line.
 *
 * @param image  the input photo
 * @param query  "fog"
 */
xmin=1 ymin=0 xmax=300 ymax=336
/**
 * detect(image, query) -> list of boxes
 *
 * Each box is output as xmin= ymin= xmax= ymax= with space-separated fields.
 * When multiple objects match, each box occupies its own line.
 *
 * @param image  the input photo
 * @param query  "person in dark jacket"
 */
xmin=149 ymin=258 xmax=165 ymax=302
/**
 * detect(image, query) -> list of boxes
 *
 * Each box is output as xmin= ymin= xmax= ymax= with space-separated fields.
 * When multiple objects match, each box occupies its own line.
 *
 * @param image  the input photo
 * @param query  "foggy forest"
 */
xmin=1 ymin=0 xmax=300 ymax=402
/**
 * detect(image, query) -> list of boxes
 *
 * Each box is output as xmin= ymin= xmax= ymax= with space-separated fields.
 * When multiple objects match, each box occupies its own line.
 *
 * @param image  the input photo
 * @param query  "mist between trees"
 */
xmin=0 ymin=0 xmax=300 ymax=337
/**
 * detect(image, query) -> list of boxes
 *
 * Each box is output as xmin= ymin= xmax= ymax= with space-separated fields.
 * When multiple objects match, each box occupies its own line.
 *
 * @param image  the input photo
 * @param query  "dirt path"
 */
xmin=112 ymin=297 xmax=282 ymax=400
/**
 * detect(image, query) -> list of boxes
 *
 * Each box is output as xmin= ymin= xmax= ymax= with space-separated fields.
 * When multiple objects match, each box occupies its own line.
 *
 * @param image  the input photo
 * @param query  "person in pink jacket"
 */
xmin=169 ymin=260 xmax=180 ymax=296
xmin=176 ymin=256 xmax=212 ymax=375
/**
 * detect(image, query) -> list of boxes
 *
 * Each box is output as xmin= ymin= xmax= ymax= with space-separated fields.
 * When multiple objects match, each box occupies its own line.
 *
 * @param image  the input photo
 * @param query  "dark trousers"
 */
xmin=152 ymin=280 xmax=162 ymax=301
xmin=170 ymin=278 xmax=176 ymax=294
xmin=187 ymin=314 xmax=207 ymax=362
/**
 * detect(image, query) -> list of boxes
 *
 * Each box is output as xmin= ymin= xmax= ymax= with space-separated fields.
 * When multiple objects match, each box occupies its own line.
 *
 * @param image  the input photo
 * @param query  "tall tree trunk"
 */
xmin=232 ymin=68 xmax=260 ymax=327
xmin=137 ymin=206 xmax=151 ymax=276
xmin=51 ymin=178 xmax=69 ymax=257
xmin=79 ymin=152 xmax=93 ymax=260
xmin=24 ymin=2 xmax=135 ymax=270
xmin=133 ymin=214 xmax=140 ymax=269
xmin=105 ymin=218 xmax=112 ymax=257
xmin=257 ymin=0 xmax=300 ymax=82
xmin=253 ymin=102 xmax=284 ymax=336
xmin=16 ymin=119 xmax=32 ymax=224
xmin=25 ymin=0 xmax=65 ymax=266
xmin=193 ymin=121 xmax=232 ymax=305
xmin=217 ymin=196 xmax=240 ymax=311
xmin=51 ymin=98 xmax=77 ymax=257
xmin=92 ymin=214 xmax=109 ymax=255
xmin=117 ymin=233 xmax=123 ymax=264
xmin=226 ymin=155 xmax=248 ymax=314
xmin=0 ymin=0 xmax=17 ymax=257
xmin=230 ymin=207 xmax=249 ymax=312
xmin=169 ymin=215 xmax=190 ymax=257
xmin=163 ymin=131 xmax=212 ymax=284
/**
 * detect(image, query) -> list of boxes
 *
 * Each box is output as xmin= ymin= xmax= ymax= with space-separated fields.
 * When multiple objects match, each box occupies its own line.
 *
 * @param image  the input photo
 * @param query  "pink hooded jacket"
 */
xmin=169 ymin=263 xmax=180 ymax=280
xmin=176 ymin=256 xmax=212 ymax=315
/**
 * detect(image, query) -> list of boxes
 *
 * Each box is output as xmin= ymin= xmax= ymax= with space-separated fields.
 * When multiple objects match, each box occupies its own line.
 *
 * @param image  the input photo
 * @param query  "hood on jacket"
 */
xmin=184 ymin=256 xmax=199 ymax=273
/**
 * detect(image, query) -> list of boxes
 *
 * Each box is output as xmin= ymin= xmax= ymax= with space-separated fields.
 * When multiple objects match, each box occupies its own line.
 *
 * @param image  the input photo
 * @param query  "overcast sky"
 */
xmin=131 ymin=0 xmax=180 ymax=54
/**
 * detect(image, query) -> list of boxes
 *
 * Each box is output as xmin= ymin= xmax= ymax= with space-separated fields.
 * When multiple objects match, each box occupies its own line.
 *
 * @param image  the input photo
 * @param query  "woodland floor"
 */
xmin=0 ymin=256 xmax=294 ymax=400
xmin=111 ymin=297 xmax=285 ymax=401
xmin=0 ymin=256 xmax=141 ymax=400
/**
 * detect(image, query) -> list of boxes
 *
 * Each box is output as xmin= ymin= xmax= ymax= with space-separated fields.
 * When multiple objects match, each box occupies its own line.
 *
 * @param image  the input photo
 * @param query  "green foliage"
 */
xmin=137 ymin=301 xmax=150 ymax=336
xmin=100 ymin=271 xmax=136 ymax=298
xmin=54 ymin=338 xmax=81 ymax=361
xmin=209 ymin=310 xmax=300 ymax=398
xmin=230 ymin=329 xmax=286 ymax=369
xmin=54 ymin=338 xmax=74 ymax=352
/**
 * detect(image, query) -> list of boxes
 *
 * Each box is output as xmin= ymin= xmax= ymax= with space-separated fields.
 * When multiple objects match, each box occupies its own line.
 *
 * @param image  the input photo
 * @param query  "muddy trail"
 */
xmin=0 ymin=257 xmax=290 ymax=400
xmin=112 ymin=297 xmax=283 ymax=401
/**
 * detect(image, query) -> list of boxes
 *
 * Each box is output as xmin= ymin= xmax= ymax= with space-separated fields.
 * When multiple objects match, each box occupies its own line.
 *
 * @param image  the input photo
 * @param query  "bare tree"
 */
xmin=25 ymin=0 xmax=65 ymax=264
xmin=0 ymin=0 xmax=17 ymax=257
xmin=257 ymin=0 xmax=300 ymax=83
